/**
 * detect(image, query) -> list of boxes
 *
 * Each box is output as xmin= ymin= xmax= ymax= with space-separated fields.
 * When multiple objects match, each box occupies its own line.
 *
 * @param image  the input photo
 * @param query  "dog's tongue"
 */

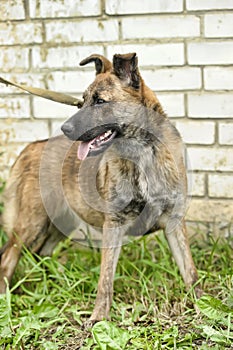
xmin=77 ymin=130 xmax=113 ymax=160
xmin=77 ymin=141 xmax=92 ymax=160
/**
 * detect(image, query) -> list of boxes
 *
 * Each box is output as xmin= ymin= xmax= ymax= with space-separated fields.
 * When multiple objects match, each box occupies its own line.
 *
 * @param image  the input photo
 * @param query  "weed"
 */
xmin=0 ymin=226 xmax=232 ymax=348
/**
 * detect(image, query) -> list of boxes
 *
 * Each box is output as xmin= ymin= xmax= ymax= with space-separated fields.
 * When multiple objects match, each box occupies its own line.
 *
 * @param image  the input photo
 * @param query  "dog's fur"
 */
xmin=0 ymin=53 xmax=201 ymax=323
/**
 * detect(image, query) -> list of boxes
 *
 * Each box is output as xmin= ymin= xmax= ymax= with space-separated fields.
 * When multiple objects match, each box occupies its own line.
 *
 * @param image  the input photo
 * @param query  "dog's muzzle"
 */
xmin=61 ymin=122 xmax=75 ymax=139
xmin=61 ymin=120 xmax=119 ymax=161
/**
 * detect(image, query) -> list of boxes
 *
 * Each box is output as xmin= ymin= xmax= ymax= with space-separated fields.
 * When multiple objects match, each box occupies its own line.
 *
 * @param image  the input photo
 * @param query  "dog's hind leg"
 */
xmin=89 ymin=220 xmax=124 ymax=323
xmin=0 ymin=238 xmax=22 ymax=293
xmin=0 ymin=213 xmax=50 ymax=293
xmin=164 ymin=218 xmax=202 ymax=298
xmin=38 ymin=224 xmax=64 ymax=257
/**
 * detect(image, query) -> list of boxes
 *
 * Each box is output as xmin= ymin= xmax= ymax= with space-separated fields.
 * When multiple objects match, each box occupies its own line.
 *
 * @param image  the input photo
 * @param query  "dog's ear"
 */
xmin=113 ymin=53 xmax=140 ymax=89
xmin=80 ymin=54 xmax=112 ymax=75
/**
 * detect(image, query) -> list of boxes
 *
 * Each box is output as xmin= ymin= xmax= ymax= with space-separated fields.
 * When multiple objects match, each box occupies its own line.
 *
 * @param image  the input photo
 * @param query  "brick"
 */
xmin=0 ymin=74 xmax=45 ymax=94
xmin=29 ymin=0 xmax=101 ymax=18
xmin=47 ymin=71 xmax=95 ymax=93
xmin=186 ymin=0 xmax=233 ymax=10
xmin=0 ymin=144 xmax=28 ymax=169
xmin=0 ymin=168 xmax=11 ymax=181
xmin=188 ymin=42 xmax=233 ymax=65
xmin=219 ymin=123 xmax=233 ymax=145
xmin=45 ymin=19 xmax=119 ymax=44
xmin=106 ymin=43 xmax=184 ymax=66
xmin=188 ymin=93 xmax=233 ymax=118
xmin=176 ymin=121 xmax=215 ymax=144
xmin=0 ymin=97 xmax=30 ymax=118
xmin=0 ymin=120 xmax=49 ymax=142
xmin=157 ymin=93 xmax=185 ymax=117
xmin=0 ymin=22 xmax=43 ymax=45
xmin=106 ymin=0 xmax=183 ymax=14
xmin=186 ymin=199 xmax=233 ymax=223
xmin=205 ymin=14 xmax=233 ymax=38
xmin=50 ymin=120 xmax=66 ymax=136
xmin=122 ymin=16 xmax=200 ymax=39
xmin=32 ymin=46 xmax=104 ymax=69
xmin=204 ymin=67 xmax=233 ymax=90
xmin=33 ymin=97 xmax=77 ymax=119
xmin=186 ymin=221 xmax=212 ymax=237
xmin=209 ymin=175 xmax=233 ymax=198
xmin=0 ymin=48 xmax=29 ymax=73
xmin=187 ymin=173 xmax=205 ymax=196
xmin=141 ymin=68 xmax=201 ymax=91
xmin=187 ymin=147 xmax=233 ymax=171
xmin=1 ymin=0 xmax=25 ymax=20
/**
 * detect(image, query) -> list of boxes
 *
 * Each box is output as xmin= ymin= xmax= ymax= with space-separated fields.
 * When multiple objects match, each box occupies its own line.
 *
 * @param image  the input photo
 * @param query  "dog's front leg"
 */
xmin=90 ymin=219 xmax=124 ymax=323
xmin=165 ymin=218 xmax=202 ymax=298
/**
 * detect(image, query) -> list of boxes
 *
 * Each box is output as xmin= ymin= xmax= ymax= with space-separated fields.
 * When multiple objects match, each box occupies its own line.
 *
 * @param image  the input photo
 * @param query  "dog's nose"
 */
xmin=61 ymin=122 xmax=74 ymax=136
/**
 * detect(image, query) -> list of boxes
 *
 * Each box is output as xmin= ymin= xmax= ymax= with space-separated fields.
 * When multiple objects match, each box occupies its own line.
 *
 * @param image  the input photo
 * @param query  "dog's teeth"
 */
xmin=89 ymin=130 xmax=113 ymax=151
xmin=104 ymin=130 xmax=112 ymax=138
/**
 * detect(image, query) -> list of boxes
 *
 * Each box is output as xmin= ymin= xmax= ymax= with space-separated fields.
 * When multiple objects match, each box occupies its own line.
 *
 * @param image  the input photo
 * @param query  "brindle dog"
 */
xmin=0 ymin=53 xmax=201 ymax=323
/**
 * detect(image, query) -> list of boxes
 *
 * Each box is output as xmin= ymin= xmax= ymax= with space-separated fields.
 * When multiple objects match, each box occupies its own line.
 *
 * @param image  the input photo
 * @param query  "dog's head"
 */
xmin=61 ymin=53 xmax=163 ymax=160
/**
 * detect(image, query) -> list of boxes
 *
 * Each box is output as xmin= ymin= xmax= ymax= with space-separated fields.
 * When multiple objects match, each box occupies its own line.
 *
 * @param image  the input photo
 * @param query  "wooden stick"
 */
xmin=0 ymin=76 xmax=83 ymax=108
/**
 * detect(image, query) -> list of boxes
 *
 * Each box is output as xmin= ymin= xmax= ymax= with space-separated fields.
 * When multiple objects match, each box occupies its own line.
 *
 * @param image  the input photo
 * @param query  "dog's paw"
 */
xmin=194 ymin=286 xmax=203 ymax=299
xmin=82 ymin=318 xmax=99 ymax=330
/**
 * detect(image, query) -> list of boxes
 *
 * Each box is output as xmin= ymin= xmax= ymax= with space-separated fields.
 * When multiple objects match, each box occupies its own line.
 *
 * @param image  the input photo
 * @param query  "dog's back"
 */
xmin=3 ymin=140 xmax=46 ymax=238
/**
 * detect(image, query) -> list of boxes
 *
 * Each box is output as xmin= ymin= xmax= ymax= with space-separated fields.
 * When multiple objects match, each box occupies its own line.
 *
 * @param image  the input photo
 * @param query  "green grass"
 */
xmin=0 ymin=228 xmax=232 ymax=349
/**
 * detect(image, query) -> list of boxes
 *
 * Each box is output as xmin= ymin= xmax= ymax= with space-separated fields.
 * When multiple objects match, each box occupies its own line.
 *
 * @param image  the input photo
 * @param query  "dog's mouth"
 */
xmin=78 ymin=129 xmax=117 ymax=160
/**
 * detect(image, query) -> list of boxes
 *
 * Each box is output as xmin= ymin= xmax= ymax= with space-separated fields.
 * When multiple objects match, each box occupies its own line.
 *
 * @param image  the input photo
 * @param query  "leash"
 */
xmin=0 ymin=76 xmax=83 ymax=108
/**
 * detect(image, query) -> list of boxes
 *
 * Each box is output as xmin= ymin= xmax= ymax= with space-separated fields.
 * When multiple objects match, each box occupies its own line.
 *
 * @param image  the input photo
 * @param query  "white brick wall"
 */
xmin=33 ymin=97 xmax=77 ymax=119
xmin=188 ymin=42 xmax=233 ymax=65
xmin=45 ymin=19 xmax=119 ymax=43
xmin=142 ymin=68 xmax=201 ymax=91
xmin=0 ymin=120 xmax=49 ymax=143
xmin=209 ymin=174 xmax=233 ymax=198
xmin=32 ymin=46 xmax=104 ymax=69
xmin=51 ymin=120 xmax=67 ymax=135
xmin=0 ymin=74 xmax=45 ymax=94
xmin=187 ymin=148 xmax=233 ymax=171
xmin=106 ymin=44 xmax=185 ymax=66
xmin=0 ymin=0 xmax=233 ymax=232
xmin=219 ymin=123 xmax=233 ymax=145
xmin=188 ymin=94 xmax=233 ymax=118
xmin=204 ymin=14 xmax=233 ymax=38
xmin=188 ymin=173 xmax=206 ymax=197
xmin=0 ymin=48 xmax=29 ymax=72
xmin=47 ymin=71 xmax=95 ymax=93
xmin=122 ymin=16 xmax=200 ymax=39
xmin=1 ymin=0 xmax=25 ymax=20
xmin=0 ymin=22 xmax=43 ymax=45
xmin=204 ymin=68 xmax=233 ymax=90
xmin=29 ymin=0 xmax=101 ymax=18
xmin=106 ymin=0 xmax=183 ymax=14
xmin=186 ymin=0 xmax=233 ymax=11
xmin=187 ymin=199 xmax=233 ymax=223
xmin=0 ymin=144 xmax=28 ymax=168
xmin=157 ymin=94 xmax=185 ymax=117
xmin=0 ymin=97 xmax=30 ymax=118
xmin=176 ymin=121 xmax=215 ymax=144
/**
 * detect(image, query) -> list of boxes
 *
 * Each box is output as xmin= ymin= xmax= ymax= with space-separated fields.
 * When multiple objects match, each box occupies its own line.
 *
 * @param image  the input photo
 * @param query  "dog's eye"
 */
xmin=96 ymin=98 xmax=106 ymax=105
